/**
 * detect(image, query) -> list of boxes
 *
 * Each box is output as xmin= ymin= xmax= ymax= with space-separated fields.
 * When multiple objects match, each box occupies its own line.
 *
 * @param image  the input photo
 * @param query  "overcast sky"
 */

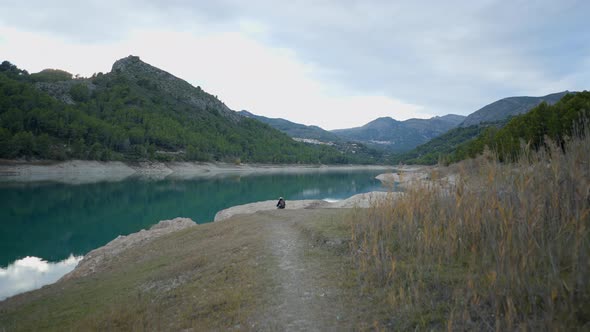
xmin=1 ymin=1 xmax=589 ymax=129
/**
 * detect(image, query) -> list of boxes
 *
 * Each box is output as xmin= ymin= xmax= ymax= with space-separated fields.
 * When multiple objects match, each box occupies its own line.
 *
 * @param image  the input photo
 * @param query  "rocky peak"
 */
xmin=110 ymin=55 xmax=176 ymax=81
xmin=111 ymin=55 xmax=143 ymax=72
xmin=109 ymin=55 xmax=240 ymax=122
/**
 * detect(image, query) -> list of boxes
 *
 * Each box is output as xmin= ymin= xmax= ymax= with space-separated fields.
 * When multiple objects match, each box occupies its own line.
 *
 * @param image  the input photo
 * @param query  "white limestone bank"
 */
xmin=214 ymin=191 xmax=403 ymax=221
xmin=0 ymin=160 xmax=393 ymax=184
xmin=375 ymin=166 xmax=459 ymax=189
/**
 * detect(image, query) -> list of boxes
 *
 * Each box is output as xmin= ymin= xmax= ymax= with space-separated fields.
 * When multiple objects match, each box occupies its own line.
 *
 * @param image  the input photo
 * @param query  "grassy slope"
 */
xmin=0 ymin=209 xmax=378 ymax=331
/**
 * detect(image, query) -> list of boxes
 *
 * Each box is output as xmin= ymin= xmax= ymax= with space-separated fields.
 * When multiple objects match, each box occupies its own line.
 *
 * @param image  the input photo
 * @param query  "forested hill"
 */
xmin=0 ymin=57 xmax=377 ymax=164
xmin=398 ymin=91 xmax=589 ymax=165
xmin=460 ymin=91 xmax=570 ymax=127
xmin=392 ymin=120 xmax=507 ymax=165
xmin=452 ymin=91 xmax=590 ymax=162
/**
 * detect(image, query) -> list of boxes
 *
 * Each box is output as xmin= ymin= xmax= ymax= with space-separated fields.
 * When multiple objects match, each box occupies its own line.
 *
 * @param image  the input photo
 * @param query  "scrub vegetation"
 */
xmin=350 ymin=123 xmax=590 ymax=329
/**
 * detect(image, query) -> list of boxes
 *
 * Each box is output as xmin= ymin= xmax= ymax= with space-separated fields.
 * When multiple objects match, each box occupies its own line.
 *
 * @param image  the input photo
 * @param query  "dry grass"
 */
xmin=350 ymin=130 xmax=590 ymax=330
xmin=0 ymin=217 xmax=274 ymax=331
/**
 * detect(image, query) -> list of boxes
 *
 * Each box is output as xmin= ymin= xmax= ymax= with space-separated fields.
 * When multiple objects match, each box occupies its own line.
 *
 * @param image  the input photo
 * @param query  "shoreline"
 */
xmin=0 ymin=159 xmax=397 ymax=184
xmin=213 ymin=191 xmax=403 ymax=221
xmin=1 ymin=190 xmax=400 ymax=301
xmin=1 ymin=168 xmax=417 ymax=300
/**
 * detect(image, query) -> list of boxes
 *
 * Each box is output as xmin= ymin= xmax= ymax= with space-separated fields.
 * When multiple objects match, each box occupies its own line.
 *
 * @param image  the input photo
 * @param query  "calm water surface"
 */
xmin=0 ymin=170 xmax=390 ymax=299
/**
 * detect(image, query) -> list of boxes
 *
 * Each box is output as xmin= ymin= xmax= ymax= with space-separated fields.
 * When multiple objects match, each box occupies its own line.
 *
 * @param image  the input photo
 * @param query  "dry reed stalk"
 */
xmin=350 ymin=126 xmax=590 ymax=330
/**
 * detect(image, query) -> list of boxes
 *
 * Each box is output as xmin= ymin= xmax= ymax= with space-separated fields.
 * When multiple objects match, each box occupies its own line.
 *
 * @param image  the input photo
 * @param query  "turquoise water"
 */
xmin=0 ymin=170 xmax=392 ymax=299
xmin=0 ymin=170 xmax=389 ymax=268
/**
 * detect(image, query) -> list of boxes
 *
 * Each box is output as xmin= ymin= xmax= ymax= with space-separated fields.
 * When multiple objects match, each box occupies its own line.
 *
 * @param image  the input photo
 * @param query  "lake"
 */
xmin=0 ymin=169 xmax=391 ymax=299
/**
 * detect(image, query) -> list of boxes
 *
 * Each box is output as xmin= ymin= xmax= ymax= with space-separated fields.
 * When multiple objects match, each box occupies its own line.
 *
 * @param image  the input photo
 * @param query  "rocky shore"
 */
xmin=0 ymin=160 xmax=393 ymax=184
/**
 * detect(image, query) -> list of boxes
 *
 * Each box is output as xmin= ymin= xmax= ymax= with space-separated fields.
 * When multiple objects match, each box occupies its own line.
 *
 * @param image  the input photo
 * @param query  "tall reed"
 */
xmin=350 ymin=127 xmax=590 ymax=330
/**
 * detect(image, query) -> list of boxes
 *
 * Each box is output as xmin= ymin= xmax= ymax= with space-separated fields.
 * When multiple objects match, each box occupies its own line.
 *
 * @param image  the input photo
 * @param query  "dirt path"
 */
xmin=252 ymin=209 xmax=356 ymax=331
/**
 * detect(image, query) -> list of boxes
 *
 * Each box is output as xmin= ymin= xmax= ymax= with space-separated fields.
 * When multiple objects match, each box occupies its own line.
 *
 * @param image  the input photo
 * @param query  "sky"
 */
xmin=1 ymin=1 xmax=589 ymax=130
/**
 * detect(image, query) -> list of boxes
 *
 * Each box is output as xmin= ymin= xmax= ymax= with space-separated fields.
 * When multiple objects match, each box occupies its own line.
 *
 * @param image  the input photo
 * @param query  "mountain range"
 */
xmin=0 ymin=55 xmax=575 ymax=165
xmin=331 ymin=114 xmax=466 ymax=153
xmin=239 ymin=110 xmax=467 ymax=153
xmin=246 ymin=91 xmax=571 ymax=156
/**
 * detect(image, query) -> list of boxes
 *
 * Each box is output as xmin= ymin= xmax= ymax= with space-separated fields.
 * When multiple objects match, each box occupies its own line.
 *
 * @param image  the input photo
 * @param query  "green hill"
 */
xmin=460 ymin=91 xmax=570 ymax=127
xmin=452 ymin=91 xmax=589 ymax=162
xmin=400 ymin=91 xmax=589 ymax=165
xmin=0 ymin=57 xmax=376 ymax=164
xmin=393 ymin=92 xmax=576 ymax=165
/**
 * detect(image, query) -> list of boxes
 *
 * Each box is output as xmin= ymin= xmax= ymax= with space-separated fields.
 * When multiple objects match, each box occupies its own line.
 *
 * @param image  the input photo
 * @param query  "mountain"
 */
xmin=331 ymin=114 xmax=465 ymax=153
xmin=452 ymin=91 xmax=588 ymax=163
xmin=237 ymin=110 xmax=386 ymax=161
xmin=396 ymin=91 xmax=583 ymax=165
xmin=460 ymin=91 xmax=570 ymax=127
xmin=0 ymin=56 xmax=369 ymax=164
xmin=392 ymin=120 xmax=506 ymax=165
xmin=238 ymin=110 xmax=341 ymax=142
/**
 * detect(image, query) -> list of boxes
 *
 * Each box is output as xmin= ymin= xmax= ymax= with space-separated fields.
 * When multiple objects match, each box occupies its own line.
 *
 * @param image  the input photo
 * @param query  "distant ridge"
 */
xmin=238 ymin=110 xmax=341 ymax=142
xmin=330 ymin=114 xmax=465 ymax=153
xmin=237 ymin=110 xmax=384 ymax=160
xmin=460 ymin=91 xmax=570 ymax=127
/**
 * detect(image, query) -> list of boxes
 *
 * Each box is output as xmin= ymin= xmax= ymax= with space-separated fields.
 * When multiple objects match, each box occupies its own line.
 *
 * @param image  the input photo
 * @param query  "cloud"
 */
xmin=0 ymin=22 xmax=424 ymax=129
xmin=1 ymin=0 xmax=589 ymax=126
xmin=0 ymin=255 xmax=82 ymax=300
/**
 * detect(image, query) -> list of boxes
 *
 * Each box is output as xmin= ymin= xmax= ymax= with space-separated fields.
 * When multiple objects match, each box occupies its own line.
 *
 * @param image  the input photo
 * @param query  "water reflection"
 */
xmin=301 ymin=188 xmax=321 ymax=196
xmin=0 ymin=170 xmax=390 ymax=267
xmin=0 ymin=255 xmax=82 ymax=300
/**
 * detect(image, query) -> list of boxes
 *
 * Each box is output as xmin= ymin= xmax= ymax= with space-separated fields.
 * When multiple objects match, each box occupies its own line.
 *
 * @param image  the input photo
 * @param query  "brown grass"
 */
xmin=350 ymin=130 xmax=590 ymax=330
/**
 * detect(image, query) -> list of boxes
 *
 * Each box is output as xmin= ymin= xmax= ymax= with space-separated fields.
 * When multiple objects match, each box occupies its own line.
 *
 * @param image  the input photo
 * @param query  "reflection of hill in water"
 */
xmin=0 ymin=171 xmax=391 ymax=266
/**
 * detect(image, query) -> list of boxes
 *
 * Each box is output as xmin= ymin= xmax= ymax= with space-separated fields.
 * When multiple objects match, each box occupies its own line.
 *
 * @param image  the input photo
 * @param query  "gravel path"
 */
xmin=253 ymin=210 xmax=353 ymax=331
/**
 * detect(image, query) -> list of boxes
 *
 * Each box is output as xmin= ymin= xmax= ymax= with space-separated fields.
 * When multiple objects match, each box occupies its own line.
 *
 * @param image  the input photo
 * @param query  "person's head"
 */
xmin=279 ymin=197 xmax=283 ymax=200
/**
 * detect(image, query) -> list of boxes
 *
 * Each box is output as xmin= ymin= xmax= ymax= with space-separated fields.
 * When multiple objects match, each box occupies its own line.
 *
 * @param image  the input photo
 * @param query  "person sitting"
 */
xmin=276 ymin=197 xmax=286 ymax=209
